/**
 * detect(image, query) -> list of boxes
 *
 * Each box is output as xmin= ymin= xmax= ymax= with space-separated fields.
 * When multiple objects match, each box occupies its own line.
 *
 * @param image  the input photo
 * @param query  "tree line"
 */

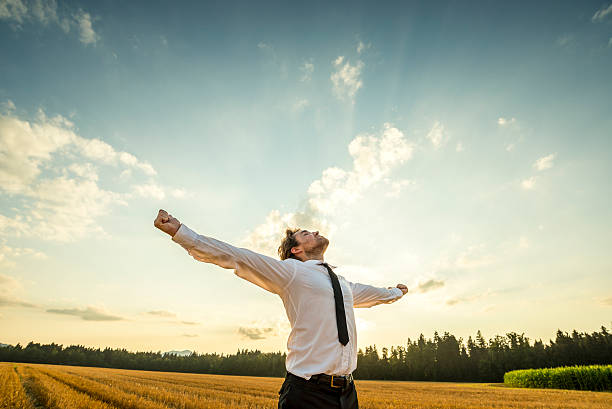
xmin=1 ymin=326 xmax=610 ymax=382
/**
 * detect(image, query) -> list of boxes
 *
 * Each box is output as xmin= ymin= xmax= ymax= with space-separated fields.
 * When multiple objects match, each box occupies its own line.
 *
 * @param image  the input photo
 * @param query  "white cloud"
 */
xmin=497 ymin=117 xmax=516 ymax=126
xmin=133 ymin=181 xmax=165 ymax=200
xmin=170 ymin=188 xmax=187 ymax=199
xmin=426 ymin=121 xmax=448 ymax=149
xmin=518 ymin=236 xmax=529 ymax=249
xmin=456 ymin=142 xmax=464 ymax=152
xmin=592 ymin=4 xmax=612 ymax=21
xmin=0 ymin=105 xmax=176 ymax=242
xmin=385 ymin=179 xmax=415 ymax=198
xmin=356 ymin=40 xmax=371 ymax=54
xmin=67 ymin=162 xmax=98 ymax=181
xmin=0 ymin=241 xmax=47 ymax=267
xmin=521 ymin=177 xmax=536 ymax=190
xmin=0 ymin=0 xmax=27 ymax=24
xmin=505 ymin=143 xmax=515 ymax=152
xmin=331 ymin=56 xmax=364 ymax=103
xmin=299 ymin=60 xmax=314 ymax=82
xmin=533 ymin=153 xmax=556 ymax=171
xmin=556 ymin=34 xmax=575 ymax=48
xmin=0 ymin=0 xmax=96 ymax=43
xmin=75 ymin=10 xmax=97 ymax=45
xmin=1 ymin=99 xmax=16 ymax=114
xmin=0 ymin=272 xmax=36 ymax=308
xmin=292 ymin=98 xmax=310 ymax=113
xmin=608 ymin=37 xmax=612 ymax=47
xmin=257 ymin=41 xmax=272 ymax=51
xmin=242 ymin=124 xmax=413 ymax=256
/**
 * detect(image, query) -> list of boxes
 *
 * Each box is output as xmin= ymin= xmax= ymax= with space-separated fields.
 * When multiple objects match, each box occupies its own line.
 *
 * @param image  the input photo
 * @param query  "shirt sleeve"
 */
xmin=347 ymin=281 xmax=404 ymax=308
xmin=171 ymin=223 xmax=296 ymax=295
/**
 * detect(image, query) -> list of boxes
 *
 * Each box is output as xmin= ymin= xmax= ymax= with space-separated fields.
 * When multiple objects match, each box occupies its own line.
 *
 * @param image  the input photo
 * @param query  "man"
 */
xmin=154 ymin=209 xmax=408 ymax=409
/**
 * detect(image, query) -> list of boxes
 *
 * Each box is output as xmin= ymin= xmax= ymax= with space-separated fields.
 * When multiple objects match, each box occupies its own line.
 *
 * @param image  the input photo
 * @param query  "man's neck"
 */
xmin=302 ymin=255 xmax=324 ymax=262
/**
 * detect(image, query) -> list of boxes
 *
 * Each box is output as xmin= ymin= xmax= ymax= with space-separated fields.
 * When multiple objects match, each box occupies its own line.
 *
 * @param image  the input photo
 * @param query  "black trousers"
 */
xmin=278 ymin=372 xmax=359 ymax=409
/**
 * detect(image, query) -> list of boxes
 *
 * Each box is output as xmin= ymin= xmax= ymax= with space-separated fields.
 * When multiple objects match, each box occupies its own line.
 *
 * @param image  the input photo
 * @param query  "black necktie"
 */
xmin=319 ymin=262 xmax=349 ymax=346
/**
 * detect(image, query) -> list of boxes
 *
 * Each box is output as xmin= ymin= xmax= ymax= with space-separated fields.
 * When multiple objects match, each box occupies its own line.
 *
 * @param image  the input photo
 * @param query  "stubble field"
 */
xmin=2 ymin=362 xmax=611 ymax=409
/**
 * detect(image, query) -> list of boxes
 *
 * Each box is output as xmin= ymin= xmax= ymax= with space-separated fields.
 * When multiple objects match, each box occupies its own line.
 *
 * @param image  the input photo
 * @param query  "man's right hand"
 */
xmin=154 ymin=209 xmax=181 ymax=237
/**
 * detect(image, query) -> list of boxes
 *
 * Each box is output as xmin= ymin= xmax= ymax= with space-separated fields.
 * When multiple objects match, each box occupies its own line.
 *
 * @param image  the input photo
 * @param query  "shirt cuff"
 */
xmin=392 ymin=287 xmax=404 ymax=298
xmin=171 ymin=223 xmax=198 ymax=249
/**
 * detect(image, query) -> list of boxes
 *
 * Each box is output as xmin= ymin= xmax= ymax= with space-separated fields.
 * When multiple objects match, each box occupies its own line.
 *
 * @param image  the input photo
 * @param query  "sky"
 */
xmin=1 ymin=0 xmax=611 ymax=355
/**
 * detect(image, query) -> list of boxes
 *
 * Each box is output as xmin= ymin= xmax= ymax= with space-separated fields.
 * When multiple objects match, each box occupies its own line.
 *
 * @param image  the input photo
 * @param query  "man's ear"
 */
xmin=290 ymin=246 xmax=302 ymax=256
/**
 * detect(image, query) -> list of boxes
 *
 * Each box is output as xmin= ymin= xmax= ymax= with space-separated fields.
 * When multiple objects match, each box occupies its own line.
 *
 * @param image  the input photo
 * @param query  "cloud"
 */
xmin=608 ymin=37 xmax=612 ymax=47
xmin=147 ymin=310 xmax=176 ymax=318
xmin=1 ymin=100 xmax=16 ymax=114
xmin=242 ymin=124 xmax=413 ymax=256
xmin=556 ymin=34 xmax=575 ymax=48
xmin=0 ymin=0 xmax=27 ymax=24
xmin=0 ymin=0 xmax=97 ymax=44
xmin=497 ymin=117 xmax=516 ymax=126
xmin=331 ymin=56 xmax=364 ymax=103
xmin=385 ymin=179 xmax=415 ymax=198
xmin=75 ymin=10 xmax=97 ymax=45
xmin=0 ymin=105 xmax=176 ymax=241
xmin=133 ymin=181 xmax=165 ymax=200
xmin=445 ymin=293 xmax=486 ymax=306
xmin=521 ymin=177 xmax=536 ymax=190
xmin=600 ymin=297 xmax=612 ymax=306
xmin=0 ymin=273 xmax=36 ymax=308
xmin=434 ymin=243 xmax=498 ymax=271
xmin=292 ymin=98 xmax=310 ymax=113
xmin=592 ymin=4 xmax=612 ymax=21
xmin=426 ymin=121 xmax=448 ymax=149
xmin=299 ymin=60 xmax=314 ymax=82
xmin=180 ymin=320 xmax=199 ymax=325
xmin=415 ymin=279 xmax=445 ymax=293
xmin=0 ymin=241 xmax=47 ymax=267
xmin=145 ymin=310 xmax=199 ymax=325
xmin=46 ymin=306 xmax=123 ymax=321
xmin=356 ymin=40 xmax=371 ymax=54
xmin=456 ymin=142 xmax=464 ymax=152
xmin=533 ymin=153 xmax=556 ymax=171
xmin=170 ymin=188 xmax=187 ymax=198
xmin=182 ymin=334 xmax=198 ymax=338
xmin=257 ymin=41 xmax=273 ymax=51
xmin=238 ymin=326 xmax=276 ymax=340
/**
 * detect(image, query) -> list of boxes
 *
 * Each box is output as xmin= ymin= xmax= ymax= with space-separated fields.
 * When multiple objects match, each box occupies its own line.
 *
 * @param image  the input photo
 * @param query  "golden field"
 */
xmin=1 ymin=362 xmax=611 ymax=409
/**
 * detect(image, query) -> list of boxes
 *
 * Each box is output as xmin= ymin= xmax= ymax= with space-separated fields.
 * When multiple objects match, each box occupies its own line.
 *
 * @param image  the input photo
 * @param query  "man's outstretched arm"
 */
xmin=154 ymin=209 xmax=296 ymax=294
xmin=348 ymin=281 xmax=408 ymax=308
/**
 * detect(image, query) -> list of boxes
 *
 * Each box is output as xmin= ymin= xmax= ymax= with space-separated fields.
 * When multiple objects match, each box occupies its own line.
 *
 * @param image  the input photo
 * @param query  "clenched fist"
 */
xmin=154 ymin=209 xmax=181 ymax=237
xmin=389 ymin=284 xmax=408 ymax=295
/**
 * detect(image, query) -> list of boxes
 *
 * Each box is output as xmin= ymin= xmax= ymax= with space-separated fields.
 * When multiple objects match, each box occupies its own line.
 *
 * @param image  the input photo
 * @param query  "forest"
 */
xmin=1 ymin=326 xmax=610 ymax=382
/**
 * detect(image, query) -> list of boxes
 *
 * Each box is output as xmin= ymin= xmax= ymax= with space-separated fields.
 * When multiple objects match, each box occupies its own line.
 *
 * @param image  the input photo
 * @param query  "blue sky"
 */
xmin=1 ymin=0 xmax=611 ymax=354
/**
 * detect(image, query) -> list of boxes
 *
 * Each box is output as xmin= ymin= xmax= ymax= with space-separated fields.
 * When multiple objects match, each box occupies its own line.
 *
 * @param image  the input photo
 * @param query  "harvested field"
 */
xmin=1 ymin=362 xmax=611 ymax=408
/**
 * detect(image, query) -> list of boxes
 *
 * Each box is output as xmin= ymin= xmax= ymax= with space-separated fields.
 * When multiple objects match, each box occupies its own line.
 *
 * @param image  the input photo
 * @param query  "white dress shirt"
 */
xmin=171 ymin=223 xmax=404 ymax=380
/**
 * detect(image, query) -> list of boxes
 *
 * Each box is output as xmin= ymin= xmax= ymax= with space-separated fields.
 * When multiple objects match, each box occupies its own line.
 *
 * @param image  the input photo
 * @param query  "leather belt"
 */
xmin=309 ymin=373 xmax=354 ymax=389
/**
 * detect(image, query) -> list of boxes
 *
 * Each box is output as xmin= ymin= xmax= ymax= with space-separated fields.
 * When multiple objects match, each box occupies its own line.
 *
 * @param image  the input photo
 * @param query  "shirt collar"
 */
xmin=303 ymin=259 xmax=338 ymax=269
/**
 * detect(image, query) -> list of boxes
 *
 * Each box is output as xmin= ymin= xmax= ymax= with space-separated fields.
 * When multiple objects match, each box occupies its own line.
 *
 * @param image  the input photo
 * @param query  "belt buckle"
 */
xmin=330 ymin=375 xmax=343 ymax=388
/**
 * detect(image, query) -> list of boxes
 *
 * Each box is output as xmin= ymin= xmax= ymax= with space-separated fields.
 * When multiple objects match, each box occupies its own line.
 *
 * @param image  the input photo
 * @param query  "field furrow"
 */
xmin=18 ymin=365 xmax=116 ymax=409
xmin=0 ymin=363 xmax=35 ymax=409
xmin=38 ymin=367 xmax=170 ymax=409
xmin=63 ymin=368 xmax=278 ymax=408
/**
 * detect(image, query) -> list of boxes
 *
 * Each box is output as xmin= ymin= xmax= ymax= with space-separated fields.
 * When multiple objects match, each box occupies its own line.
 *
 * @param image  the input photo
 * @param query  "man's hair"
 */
xmin=278 ymin=228 xmax=300 ymax=260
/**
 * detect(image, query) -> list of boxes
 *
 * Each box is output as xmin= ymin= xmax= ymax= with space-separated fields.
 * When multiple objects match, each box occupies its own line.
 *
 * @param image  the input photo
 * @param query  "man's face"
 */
xmin=293 ymin=229 xmax=329 ymax=258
